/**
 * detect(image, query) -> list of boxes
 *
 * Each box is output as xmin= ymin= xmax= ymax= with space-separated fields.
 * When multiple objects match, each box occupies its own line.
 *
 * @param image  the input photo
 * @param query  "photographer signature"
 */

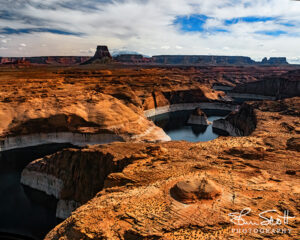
xmin=228 ymin=208 xmax=295 ymax=226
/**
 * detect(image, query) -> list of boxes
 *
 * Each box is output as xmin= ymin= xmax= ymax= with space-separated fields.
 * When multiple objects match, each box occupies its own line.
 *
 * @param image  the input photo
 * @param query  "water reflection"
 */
xmin=150 ymin=110 xmax=230 ymax=142
xmin=0 ymin=143 xmax=74 ymax=240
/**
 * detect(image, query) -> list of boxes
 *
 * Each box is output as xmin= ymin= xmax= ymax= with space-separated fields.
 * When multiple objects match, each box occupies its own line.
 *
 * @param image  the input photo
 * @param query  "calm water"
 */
xmin=150 ymin=110 xmax=229 ymax=142
xmin=0 ymin=144 xmax=73 ymax=240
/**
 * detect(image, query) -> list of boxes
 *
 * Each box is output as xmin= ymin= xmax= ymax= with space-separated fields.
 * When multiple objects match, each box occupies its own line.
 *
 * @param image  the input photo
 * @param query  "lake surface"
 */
xmin=150 ymin=110 xmax=229 ymax=142
xmin=0 ymin=144 xmax=73 ymax=240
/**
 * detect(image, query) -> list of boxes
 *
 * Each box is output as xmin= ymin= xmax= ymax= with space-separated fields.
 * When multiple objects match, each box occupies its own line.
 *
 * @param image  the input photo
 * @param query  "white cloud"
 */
xmin=79 ymin=48 xmax=94 ymax=54
xmin=0 ymin=0 xmax=299 ymax=63
xmin=20 ymin=43 xmax=27 ymax=47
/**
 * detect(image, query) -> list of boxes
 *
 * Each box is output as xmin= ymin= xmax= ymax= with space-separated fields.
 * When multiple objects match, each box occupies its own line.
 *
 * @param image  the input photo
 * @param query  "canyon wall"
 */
xmin=231 ymin=70 xmax=300 ymax=99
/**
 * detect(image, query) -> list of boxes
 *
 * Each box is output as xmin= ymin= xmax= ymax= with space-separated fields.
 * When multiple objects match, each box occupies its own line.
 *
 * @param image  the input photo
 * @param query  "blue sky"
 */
xmin=0 ymin=0 xmax=300 ymax=63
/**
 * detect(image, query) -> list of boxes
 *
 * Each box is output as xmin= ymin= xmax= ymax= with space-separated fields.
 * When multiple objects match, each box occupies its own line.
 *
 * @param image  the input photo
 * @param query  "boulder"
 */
xmin=170 ymin=177 xmax=221 ymax=204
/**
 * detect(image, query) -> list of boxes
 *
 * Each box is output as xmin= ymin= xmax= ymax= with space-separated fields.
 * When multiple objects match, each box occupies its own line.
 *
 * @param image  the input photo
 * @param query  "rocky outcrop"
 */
xmin=81 ymin=46 xmax=112 ymax=64
xmin=213 ymin=103 xmax=257 ymax=136
xmin=187 ymin=108 xmax=210 ymax=125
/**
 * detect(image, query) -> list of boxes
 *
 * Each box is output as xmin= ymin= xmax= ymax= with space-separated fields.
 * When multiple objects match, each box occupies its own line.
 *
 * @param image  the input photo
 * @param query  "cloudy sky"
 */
xmin=1 ymin=0 xmax=300 ymax=63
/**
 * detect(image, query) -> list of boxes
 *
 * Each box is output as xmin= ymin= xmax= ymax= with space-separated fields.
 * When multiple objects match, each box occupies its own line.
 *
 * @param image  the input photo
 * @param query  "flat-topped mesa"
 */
xmin=261 ymin=57 xmax=288 ymax=65
xmin=187 ymin=108 xmax=210 ymax=125
xmin=152 ymin=55 xmax=256 ymax=65
xmin=81 ymin=45 xmax=112 ymax=64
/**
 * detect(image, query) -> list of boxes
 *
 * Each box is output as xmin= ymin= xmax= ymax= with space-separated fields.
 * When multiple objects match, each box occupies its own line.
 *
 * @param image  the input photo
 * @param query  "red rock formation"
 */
xmin=81 ymin=46 xmax=112 ymax=64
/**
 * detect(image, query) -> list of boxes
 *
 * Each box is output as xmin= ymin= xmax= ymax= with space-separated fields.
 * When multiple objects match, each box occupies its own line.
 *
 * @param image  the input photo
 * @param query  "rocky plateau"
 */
xmin=0 ymin=58 xmax=299 ymax=239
